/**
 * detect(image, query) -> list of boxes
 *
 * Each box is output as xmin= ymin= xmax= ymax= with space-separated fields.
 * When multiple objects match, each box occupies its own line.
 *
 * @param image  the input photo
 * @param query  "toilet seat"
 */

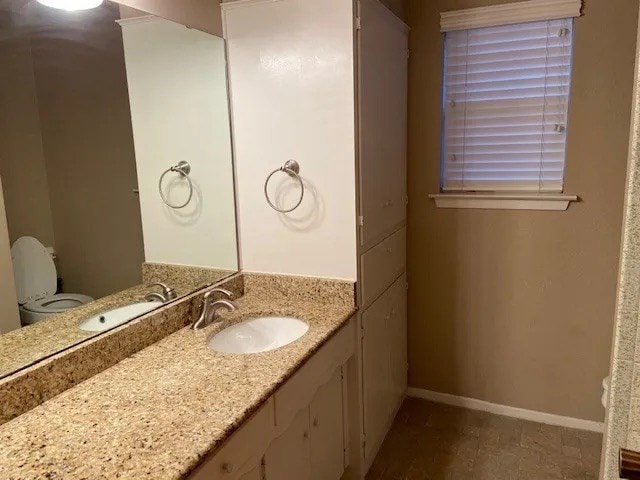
xmin=11 ymin=236 xmax=94 ymax=325
xmin=23 ymin=293 xmax=94 ymax=314
xmin=11 ymin=236 xmax=57 ymax=305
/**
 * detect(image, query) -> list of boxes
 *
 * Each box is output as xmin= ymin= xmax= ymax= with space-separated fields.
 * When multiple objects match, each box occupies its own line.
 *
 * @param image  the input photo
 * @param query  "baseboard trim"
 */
xmin=407 ymin=387 xmax=604 ymax=433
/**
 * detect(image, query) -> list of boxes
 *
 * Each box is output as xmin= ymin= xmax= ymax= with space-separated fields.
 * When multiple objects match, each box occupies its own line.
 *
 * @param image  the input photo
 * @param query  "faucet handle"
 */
xmin=203 ymin=287 xmax=234 ymax=301
xmin=147 ymin=282 xmax=177 ymax=300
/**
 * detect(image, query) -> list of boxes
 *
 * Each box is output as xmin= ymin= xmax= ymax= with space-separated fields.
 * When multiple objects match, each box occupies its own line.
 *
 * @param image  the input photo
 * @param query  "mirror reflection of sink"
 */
xmin=209 ymin=316 xmax=309 ymax=354
xmin=79 ymin=301 xmax=163 ymax=333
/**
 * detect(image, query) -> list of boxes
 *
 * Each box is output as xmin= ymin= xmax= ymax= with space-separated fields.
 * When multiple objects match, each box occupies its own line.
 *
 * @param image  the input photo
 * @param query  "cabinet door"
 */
xmin=358 ymin=0 xmax=409 ymax=248
xmin=310 ymin=368 xmax=345 ymax=480
xmin=362 ymin=274 xmax=407 ymax=469
xmin=362 ymin=293 xmax=392 ymax=463
xmin=388 ymin=274 xmax=408 ymax=412
xmin=264 ymin=407 xmax=311 ymax=480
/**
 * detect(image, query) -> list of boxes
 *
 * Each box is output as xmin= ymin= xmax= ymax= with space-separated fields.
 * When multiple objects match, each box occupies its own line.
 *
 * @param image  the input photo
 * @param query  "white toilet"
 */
xmin=11 ymin=236 xmax=93 ymax=326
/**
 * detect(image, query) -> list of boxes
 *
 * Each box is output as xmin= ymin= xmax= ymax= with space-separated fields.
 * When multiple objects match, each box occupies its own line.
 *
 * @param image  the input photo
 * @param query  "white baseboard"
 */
xmin=407 ymin=387 xmax=604 ymax=433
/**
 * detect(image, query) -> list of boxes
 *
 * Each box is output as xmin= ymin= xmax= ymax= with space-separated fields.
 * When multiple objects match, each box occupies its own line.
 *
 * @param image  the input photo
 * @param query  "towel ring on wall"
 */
xmin=264 ymin=160 xmax=305 ymax=213
xmin=158 ymin=161 xmax=194 ymax=209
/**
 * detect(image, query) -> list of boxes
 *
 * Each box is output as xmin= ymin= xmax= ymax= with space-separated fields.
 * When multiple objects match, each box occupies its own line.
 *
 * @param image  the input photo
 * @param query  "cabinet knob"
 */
xmin=313 ymin=417 xmax=319 ymax=427
xmin=221 ymin=462 xmax=234 ymax=474
xmin=386 ymin=248 xmax=392 ymax=254
xmin=303 ymin=431 xmax=309 ymax=439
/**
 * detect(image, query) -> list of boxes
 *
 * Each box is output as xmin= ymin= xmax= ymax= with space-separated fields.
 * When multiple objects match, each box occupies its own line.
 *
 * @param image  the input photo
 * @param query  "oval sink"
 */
xmin=79 ymin=301 xmax=162 ymax=332
xmin=209 ymin=316 xmax=309 ymax=354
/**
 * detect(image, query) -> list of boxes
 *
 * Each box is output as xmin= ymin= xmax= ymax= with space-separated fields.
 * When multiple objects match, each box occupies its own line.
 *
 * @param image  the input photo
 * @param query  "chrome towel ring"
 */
xmin=264 ymin=160 xmax=305 ymax=213
xmin=159 ymin=161 xmax=193 ymax=209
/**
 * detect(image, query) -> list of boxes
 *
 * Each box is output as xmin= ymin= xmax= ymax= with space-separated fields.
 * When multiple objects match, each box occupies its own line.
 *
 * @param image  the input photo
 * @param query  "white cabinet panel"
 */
xmin=358 ymin=0 xmax=409 ymax=248
xmin=362 ymin=293 xmax=392 ymax=463
xmin=310 ymin=368 xmax=345 ymax=480
xmin=388 ymin=274 xmax=408 ymax=411
xmin=264 ymin=407 xmax=311 ymax=480
xmin=360 ymin=227 xmax=406 ymax=307
xmin=362 ymin=274 xmax=407 ymax=467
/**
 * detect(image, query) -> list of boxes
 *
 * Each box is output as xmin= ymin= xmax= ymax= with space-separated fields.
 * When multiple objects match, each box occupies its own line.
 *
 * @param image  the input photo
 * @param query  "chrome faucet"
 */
xmin=192 ymin=288 xmax=238 ymax=330
xmin=144 ymin=282 xmax=177 ymax=303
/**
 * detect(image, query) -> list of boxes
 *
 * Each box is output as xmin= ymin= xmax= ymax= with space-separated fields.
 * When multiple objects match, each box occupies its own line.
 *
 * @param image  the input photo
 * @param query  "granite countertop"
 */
xmin=0 ymin=267 xmax=235 ymax=381
xmin=0 ymin=284 xmax=152 ymax=379
xmin=0 ymin=287 xmax=356 ymax=480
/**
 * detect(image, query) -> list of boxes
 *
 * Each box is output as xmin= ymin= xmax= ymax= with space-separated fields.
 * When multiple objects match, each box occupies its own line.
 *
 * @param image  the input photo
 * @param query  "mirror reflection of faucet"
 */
xmin=143 ymin=283 xmax=177 ymax=303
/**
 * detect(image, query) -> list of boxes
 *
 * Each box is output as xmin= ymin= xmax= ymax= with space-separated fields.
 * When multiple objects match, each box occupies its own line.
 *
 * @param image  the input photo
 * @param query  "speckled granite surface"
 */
xmin=0 ymin=274 xmax=356 ymax=480
xmin=0 ymin=265 xmax=235 ymax=382
xmin=0 ymin=284 xmax=151 ymax=380
xmin=602 ymin=22 xmax=640 ymax=479
xmin=142 ymin=262 xmax=235 ymax=292
xmin=0 ymin=276 xmax=245 ymax=425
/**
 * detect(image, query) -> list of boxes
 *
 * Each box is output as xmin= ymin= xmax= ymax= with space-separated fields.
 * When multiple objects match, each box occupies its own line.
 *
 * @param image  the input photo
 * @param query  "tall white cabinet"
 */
xmin=356 ymin=0 xmax=408 ymax=470
xmin=223 ymin=0 xmax=408 ymax=476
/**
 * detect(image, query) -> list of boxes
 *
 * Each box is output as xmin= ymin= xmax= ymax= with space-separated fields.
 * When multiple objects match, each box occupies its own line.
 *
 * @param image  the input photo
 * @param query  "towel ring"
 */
xmin=264 ymin=160 xmax=304 ymax=213
xmin=158 ymin=161 xmax=193 ymax=209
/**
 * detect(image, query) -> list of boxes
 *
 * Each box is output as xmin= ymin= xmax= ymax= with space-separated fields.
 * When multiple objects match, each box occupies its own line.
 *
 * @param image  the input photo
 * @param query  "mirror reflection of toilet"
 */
xmin=10 ymin=236 xmax=93 ymax=326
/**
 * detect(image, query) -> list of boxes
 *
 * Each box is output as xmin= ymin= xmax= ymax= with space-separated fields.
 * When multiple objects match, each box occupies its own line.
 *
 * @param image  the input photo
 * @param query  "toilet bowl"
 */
xmin=11 ymin=236 xmax=94 ymax=326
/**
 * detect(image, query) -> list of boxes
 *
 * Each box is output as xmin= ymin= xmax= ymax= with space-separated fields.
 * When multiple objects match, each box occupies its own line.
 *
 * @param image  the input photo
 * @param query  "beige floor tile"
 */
xmin=365 ymin=398 xmax=602 ymax=480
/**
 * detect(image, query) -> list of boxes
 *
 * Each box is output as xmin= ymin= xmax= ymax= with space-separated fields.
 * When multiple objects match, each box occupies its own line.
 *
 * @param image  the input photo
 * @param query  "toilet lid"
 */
xmin=11 ymin=236 xmax=57 ymax=305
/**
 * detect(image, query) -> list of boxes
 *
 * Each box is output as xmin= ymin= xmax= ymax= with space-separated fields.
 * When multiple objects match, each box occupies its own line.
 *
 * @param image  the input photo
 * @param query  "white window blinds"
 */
xmin=442 ymin=18 xmax=574 ymax=193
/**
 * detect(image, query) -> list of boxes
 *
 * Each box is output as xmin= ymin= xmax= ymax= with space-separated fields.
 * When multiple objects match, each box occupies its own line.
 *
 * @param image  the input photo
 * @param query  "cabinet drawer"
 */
xmin=360 ymin=227 xmax=406 ymax=307
xmin=189 ymin=398 xmax=276 ymax=480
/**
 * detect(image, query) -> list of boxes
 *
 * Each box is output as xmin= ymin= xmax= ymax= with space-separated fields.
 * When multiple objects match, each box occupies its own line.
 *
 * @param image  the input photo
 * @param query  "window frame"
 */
xmin=431 ymin=0 xmax=581 ymax=211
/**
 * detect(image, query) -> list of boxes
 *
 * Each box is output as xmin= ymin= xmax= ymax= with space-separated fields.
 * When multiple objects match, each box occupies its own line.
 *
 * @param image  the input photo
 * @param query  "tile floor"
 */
xmin=366 ymin=398 xmax=602 ymax=480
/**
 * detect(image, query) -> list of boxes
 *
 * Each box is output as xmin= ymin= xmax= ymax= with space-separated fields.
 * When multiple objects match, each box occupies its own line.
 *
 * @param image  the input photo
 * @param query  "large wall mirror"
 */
xmin=0 ymin=0 xmax=238 ymax=379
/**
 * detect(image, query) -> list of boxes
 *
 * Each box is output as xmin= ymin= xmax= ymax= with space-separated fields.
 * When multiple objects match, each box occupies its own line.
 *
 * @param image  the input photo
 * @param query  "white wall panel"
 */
xmin=223 ymin=0 xmax=357 ymax=280
xmin=120 ymin=17 xmax=238 ymax=270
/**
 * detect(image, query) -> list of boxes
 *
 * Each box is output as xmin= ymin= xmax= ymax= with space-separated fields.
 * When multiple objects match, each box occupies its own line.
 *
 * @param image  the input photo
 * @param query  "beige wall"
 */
xmin=27 ymin=3 xmax=144 ymax=299
xmin=380 ymin=0 xmax=405 ymax=20
xmin=113 ymin=0 xmax=222 ymax=37
xmin=0 ymin=9 xmax=56 ymax=247
xmin=0 ymin=177 xmax=20 ymax=334
xmin=406 ymin=0 xmax=638 ymax=421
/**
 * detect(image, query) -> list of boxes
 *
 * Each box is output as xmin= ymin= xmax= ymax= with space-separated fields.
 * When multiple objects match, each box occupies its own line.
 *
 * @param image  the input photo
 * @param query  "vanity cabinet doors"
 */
xmin=310 ymin=368 xmax=345 ymax=480
xmin=263 ymin=366 xmax=346 ymax=480
xmin=361 ymin=273 xmax=408 ymax=468
xmin=264 ymin=407 xmax=312 ymax=480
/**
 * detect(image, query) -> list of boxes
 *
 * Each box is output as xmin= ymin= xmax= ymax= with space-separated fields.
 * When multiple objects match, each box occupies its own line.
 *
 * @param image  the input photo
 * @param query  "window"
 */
xmin=432 ymin=0 xmax=581 ymax=209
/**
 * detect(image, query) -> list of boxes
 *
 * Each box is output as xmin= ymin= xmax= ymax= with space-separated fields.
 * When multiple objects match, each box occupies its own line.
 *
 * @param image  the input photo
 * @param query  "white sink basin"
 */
xmin=79 ymin=301 xmax=163 ymax=332
xmin=209 ymin=316 xmax=309 ymax=354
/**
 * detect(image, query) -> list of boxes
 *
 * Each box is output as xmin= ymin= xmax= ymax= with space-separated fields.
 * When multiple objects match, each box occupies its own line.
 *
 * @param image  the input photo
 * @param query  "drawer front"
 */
xmin=360 ymin=227 xmax=406 ymax=307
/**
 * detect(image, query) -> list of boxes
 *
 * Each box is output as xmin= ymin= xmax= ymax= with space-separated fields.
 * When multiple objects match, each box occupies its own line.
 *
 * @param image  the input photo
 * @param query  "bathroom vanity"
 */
xmin=0 ymin=274 xmax=360 ymax=479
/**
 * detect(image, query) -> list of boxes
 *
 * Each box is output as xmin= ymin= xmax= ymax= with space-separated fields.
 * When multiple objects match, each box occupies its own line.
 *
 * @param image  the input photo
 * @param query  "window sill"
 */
xmin=428 ymin=193 xmax=579 ymax=211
